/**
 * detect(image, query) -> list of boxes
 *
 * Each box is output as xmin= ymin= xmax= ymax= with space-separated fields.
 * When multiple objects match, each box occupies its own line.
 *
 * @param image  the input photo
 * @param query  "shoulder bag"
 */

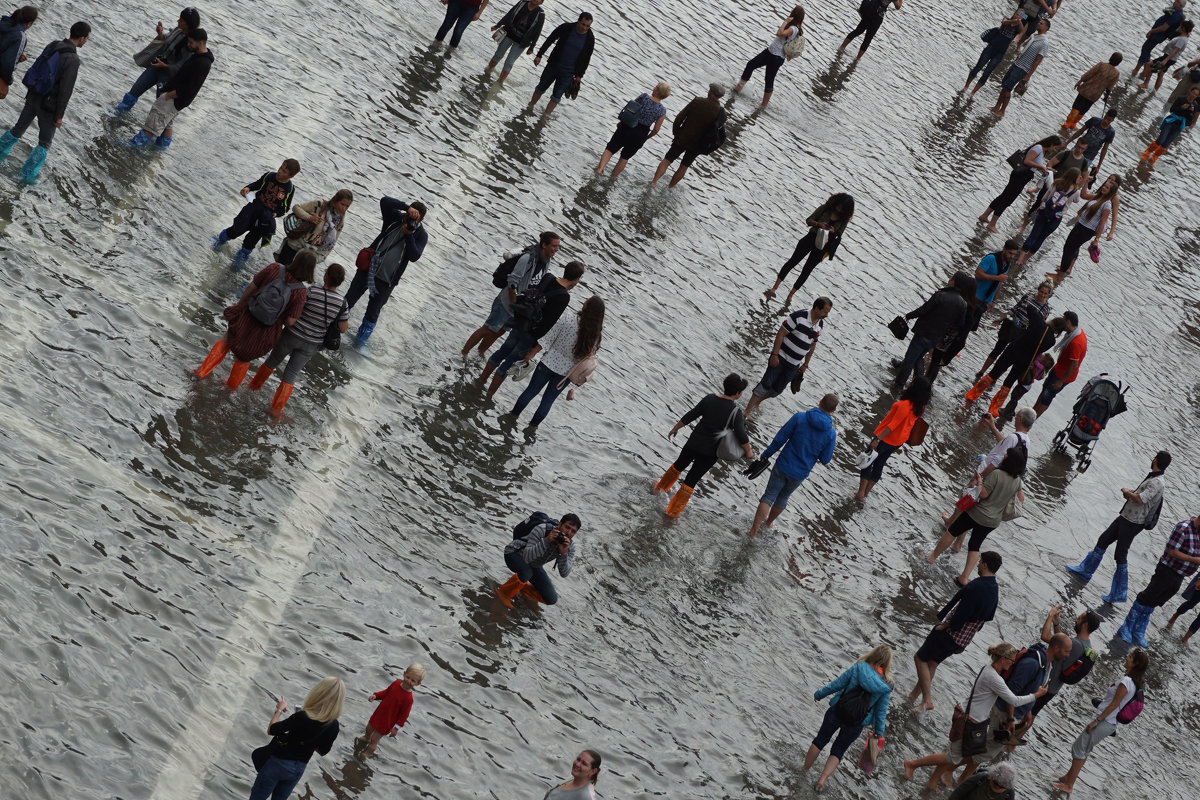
xmin=322 ymin=293 xmax=346 ymax=351
xmin=715 ymin=406 xmax=744 ymax=461
xmin=949 ymin=667 xmax=991 ymax=757
xmin=1001 ymin=485 xmax=1024 ymax=521
xmin=907 ymin=417 xmax=929 ymax=446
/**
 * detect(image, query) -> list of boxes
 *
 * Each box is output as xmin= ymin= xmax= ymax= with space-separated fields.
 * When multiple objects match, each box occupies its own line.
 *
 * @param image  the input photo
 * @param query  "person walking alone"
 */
xmin=746 ymin=393 xmax=838 ymax=537
xmin=733 ymin=6 xmax=805 ymax=109
xmin=435 ymin=0 xmax=489 ymax=50
xmin=595 ymin=82 xmax=668 ymax=177
xmin=855 ymin=377 xmax=930 ymax=501
xmin=486 ymin=0 xmax=545 ymax=84
xmin=838 ymin=0 xmax=902 ymax=64
xmin=763 ymin=194 xmax=854 ymax=305
xmin=527 ymin=12 xmax=594 ymax=119
xmin=804 ymin=645 xmax=892 ymax=790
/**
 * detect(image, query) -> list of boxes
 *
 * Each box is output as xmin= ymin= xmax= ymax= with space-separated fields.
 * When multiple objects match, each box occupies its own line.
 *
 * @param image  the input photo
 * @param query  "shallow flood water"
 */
xmin=2 ymin=0 xmax=1199 ymax=798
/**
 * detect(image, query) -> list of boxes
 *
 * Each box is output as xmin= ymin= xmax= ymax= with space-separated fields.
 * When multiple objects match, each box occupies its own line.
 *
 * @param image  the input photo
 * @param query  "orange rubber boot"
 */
xmin=988 ymin=386 xmax=1012 ymax=418
xmin=225 ymin=361 xmax=250 ymax=390
xmin=1140 ymin=144 xmax=1155 ymax=162
xmin=495 ymin=574 xmax=525 ymax=609
xmin=194 ymin=340 xmax=229 ymax=378
xmin=1148 ymin=143 xmax=1165 ymax=165
xmin=519 ymin=583 xmax=545 ymax=604
xmin=655 ymin=465 xmax=681 ymax=494
xmin=1062 ymin=109 xmax=1080 ymax=129
xmin=965 ymin=374 xmax=994 ymax=403
xmin=249 ymin=364 xmax=274 ymax=390
xmin=665 ymin=484 xmax=694 ymax=518
xmin=270 ymin=381 xmax=293 ymax=417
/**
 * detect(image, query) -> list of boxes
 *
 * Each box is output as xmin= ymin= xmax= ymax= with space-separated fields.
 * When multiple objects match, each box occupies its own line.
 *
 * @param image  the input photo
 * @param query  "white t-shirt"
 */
xmin=1162 ymin=35 xmax=1189 ymax=61
xmin=1027 ymin=143 xmax=1047 ymax=170
xmin=979 ymin=431 xmax=1029 ymax=474
xmin=1076 ymin=200 xmax=1112 ymax=233
xmin=964 ymin=666 xmax=1038 ymax=721
xmin=1098 ymin=676 xmax=1136 ymax=725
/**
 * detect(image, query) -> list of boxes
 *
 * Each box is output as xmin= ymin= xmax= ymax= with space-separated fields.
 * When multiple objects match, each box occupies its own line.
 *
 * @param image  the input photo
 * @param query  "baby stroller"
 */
xmin=1050 ymin=373 xmax=1127 ymax=472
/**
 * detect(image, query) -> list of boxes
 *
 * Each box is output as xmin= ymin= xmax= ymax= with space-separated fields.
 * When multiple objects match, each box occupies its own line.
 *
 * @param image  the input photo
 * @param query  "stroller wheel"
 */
xmin=1052 ymin=430 xmax=1067 ymax=446
xmin=1078 ymin=458 xmax=1091 ymax=473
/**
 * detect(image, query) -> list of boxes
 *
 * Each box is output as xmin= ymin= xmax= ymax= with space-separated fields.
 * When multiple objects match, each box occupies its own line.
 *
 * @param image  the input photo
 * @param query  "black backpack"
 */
xmin=248 ymin=266 xmax=301 ymax=326
xmin=833 ymin=686 xmax=872 ymax=726
xmin=23 ymin=42 xmax=63 ymax=95
xmin=510 ymin=275 xmax=552 ymax=332
xmin=696 ymin=109 xmax=726 ymax=155
xmin=858 ymin=0 xmax=889 ymax=19
xmin=491 ymin=249 xmax=528 ymax=288
xmin=512 ymin=511 xmax=556 ymax=539
xmin=1059 ymin=645 xmax=1097 ymax=686
xmin=1143 ymin=497 xmax=1163 ymax=531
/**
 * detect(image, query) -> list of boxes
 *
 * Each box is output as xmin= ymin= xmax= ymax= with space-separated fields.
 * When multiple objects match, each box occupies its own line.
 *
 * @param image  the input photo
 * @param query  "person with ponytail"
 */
xmin=1051 ymin=649 xmax=1148 ymax=794
xmin=805 ymin=645 xmax=892 ymax=789
xmin=854 ymin=377 xmax=930 ymax=501
xmin=508 ymin=296 xmax=605 ymax=430
xmin=543 ymin=750 xmax=601 ymax=798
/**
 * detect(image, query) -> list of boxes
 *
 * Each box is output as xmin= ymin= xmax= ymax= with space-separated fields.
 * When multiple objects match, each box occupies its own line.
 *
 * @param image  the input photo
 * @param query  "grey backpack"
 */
xmin=248 ymin=266 xmax=300 ymax=326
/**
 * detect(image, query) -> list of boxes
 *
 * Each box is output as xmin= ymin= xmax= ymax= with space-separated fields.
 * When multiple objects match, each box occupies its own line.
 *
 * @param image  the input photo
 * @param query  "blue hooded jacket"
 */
xmin=761 ymin=407 xmax=836 ymax=481
xmin=814 ymin=661 xmax=892 ymax=738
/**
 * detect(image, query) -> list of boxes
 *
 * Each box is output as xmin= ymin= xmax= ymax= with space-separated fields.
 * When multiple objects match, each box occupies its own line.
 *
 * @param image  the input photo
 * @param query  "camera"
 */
xmin=554 ymin=531 xmax=568 ymax=546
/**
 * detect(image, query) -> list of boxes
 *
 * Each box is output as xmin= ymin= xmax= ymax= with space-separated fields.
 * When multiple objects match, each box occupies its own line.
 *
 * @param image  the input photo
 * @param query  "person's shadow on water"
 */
xmin=810 ymin=57 xmax=859 ymax=102
xmin=318 ymin=755 xmax=375 ymax=799
xmin=386 ymin=43 xmax=450 ymax=121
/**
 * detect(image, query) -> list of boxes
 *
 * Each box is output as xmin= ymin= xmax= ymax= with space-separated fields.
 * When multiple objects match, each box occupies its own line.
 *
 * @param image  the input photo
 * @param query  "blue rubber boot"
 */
xmin=0 ymin=130 xmax=18 ymax=160
xmin=154 ymin=135 xmax=172 ymax=149
xmin=130 ymin=130 xmax=152 ymax=147
xmin=1101 ymin=563 xmax=1129 ymax=604
xmin=211 ymin=230 xmax=229 ymax=251
xmin=233 ymin=247 xmax=252 ymax=270
xmin=355 ymin=320 xmax=376 ymax=347
xmin=1065 ymin=548 xmax=1104 ymax=582
xmin=1118 ymin=602 xmax=1152 ymax=648
xmin=114 ymin=92 xmax=139 ymax=114
xmin=18 ymin=145 xmax=47 ymax=184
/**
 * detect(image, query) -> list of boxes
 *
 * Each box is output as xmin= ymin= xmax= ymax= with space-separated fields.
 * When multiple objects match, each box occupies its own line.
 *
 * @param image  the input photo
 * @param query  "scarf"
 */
xmin=1051 ymin=326 xmax=1081 ymax=355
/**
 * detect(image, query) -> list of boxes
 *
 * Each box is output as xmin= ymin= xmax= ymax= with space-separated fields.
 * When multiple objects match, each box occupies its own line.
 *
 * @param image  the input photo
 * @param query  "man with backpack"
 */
xmin=129 ymin=27 xmax=212 ymax=150
xmin=461 ymin=231 xmax=560 ymax=358
xmin=1117 ymin=513 xmax=1200 ymax=648
xmin=496 ymin=511 xmax=581 ymax=607
xmin=988 ymin=633 xmax=1071 ymax=746
xmin=1065 ymin=451 xmax=1171 ymax=602
xmin=479 ymin=260 xmax=584 ymax=399
xmin=0 ymin=20 xmax=89 ymax=184
xmin=650 ymin=82 xmax=725 ymax=189
xmin=344 ymin=197 xmax=428 ymax=346
xmin=1025 ymin=607 xmax=1100 ymax=724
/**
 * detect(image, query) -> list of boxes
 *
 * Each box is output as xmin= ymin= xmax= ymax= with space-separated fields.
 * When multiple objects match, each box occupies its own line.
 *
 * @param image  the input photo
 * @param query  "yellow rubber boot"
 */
xmin=988 ymin=386 xmax=1012 ymax=418
xmin=965 ymin=374 xmax=994 ymax=403
xmin=225 ymin=361 xmax=250 ymax=390
xmin=249 ymin=364 xmax=274 ymax=390
xmin=193 ymin=340 xmax=229 ymax=378
xmin=665 ymin=484 xmax=694 ymax=518
xmin=655 ymin=465 xmax=681 ymax=494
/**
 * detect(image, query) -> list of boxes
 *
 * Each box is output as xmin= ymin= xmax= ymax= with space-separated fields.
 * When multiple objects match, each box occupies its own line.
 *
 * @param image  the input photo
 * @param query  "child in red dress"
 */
xmin=358 ymin=663 xmax=425 ymax=755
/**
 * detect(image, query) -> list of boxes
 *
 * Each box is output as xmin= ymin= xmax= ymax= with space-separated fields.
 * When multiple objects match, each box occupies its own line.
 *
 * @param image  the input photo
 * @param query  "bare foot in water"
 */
xmin=903 ymin=763 xmax=916 ymax=781
xmin=1051 ymin=781 xmax=1073 ymax=794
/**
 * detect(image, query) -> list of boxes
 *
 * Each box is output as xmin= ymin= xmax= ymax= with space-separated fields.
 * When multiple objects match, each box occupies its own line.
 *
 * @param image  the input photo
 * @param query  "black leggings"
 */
xmin=776 ymin=227 xmax=830 ymax=290
xmin=741 ymin=48 xmax=786 ymax=93
xmin=225 ymin=201 xmax=277 ymax=250
xmin=673 ymin=444 xmax=719 ymax=488
xmin=987 ymin=319 xmax=1017 ymax=360
xmin=1174 ymin=583 xmax=1200 ymax=634
xmin=1059 ymin=223 xmax=1093 ymax=273
xmin=988 ymin=342 xmax=1038 ymax=388
xmin=1095 ymin=516 xmax=1144 ymax=565
xmin=949 ymin=511 xmax=996 ymax=552
xmin=989 ymin=167 xmax=1033 ymax=217
xmin=844 ymin=13 xmax=884 ymax=53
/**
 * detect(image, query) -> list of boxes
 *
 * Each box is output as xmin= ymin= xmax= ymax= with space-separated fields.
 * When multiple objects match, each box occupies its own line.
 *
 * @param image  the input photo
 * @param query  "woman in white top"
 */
xmin=1013 ymin=167 xmax=1084 ymax=269
xmin=733 ymin=6 xmax=804 ymax=108
xmin=978 ymin=135 xmax=1062 ymax=232
xmin=1047 ymin=174 xmax=1119 ymax=285
xmin=543 ymin=750 xmax=601 ymax=799
xmin=510 ymin=296 xmax=604 ymax=430
xmin=902 ymin=643 xmax=1046 ymax=790
xmin=1051 ymin=648 xmax=1148 ymax=794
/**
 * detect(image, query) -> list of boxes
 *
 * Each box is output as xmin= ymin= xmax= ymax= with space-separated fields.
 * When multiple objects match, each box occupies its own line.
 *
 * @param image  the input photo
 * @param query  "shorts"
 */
xmin=1150 ymin=56 xmax=1177 ymax=73
xmin=752 ymin=359 xmax=801 ymax=399
xmin=915 ymin=627 xmax=963 ymax=664
xmin=948 ymin=511 xmax=997 ymax=552
xmin=483 ymin=291 xmax=513 ymax=333
xmin=663 ymin=140 xmax=701 ymax=168
xmin=1000 ymin=65 xmax=1029 ymax=92
xmin=1036 ymin=378 xmax=1066 ymax=407
xmin=535 ymin=66 xmax=574 ymax=102
xmin=811 ymin=706 xmax=865 ymax=760
xmin=760 ymin=464 xmax=805 ymax=508
xmin=142 ymin=93 xmax=180 ymax=136
xmin=1070 ymin=719 xmax=1116 ymax=759
xmin=604 ymin=123 xmax=652 ymax=160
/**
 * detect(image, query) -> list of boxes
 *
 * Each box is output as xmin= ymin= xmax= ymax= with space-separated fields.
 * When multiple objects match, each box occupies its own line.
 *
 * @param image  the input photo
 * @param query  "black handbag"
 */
xmin=887 ymin=316 xmax=909 ymax=340
xmin=251 ymin=744 xmax=273 ymax=772
xmin=321 ymin=295 xmax=346 ymax=351
xmin=950 ymin=667 xmax=991 ymax=757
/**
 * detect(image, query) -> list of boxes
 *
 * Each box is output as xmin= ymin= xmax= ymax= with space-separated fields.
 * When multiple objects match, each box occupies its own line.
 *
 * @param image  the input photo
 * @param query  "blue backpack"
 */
xmin=23 ymin=43 xmax=61 ymax=95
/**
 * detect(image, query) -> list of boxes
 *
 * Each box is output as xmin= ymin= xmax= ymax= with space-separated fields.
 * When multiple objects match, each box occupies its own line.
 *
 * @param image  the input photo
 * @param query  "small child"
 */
xmin=212 ymin=158 xmax=299 ymax=267
xmin=359 ymin=663 xmax=425 ymax=755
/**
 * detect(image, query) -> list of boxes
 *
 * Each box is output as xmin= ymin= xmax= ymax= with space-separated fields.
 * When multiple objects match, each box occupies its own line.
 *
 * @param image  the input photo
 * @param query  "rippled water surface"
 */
xmin=2 ymin=0 xmax=1199 ymax=798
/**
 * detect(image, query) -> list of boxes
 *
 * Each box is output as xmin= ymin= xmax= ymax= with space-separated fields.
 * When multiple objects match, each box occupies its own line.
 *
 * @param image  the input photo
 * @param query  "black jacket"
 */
xmin=28 ymin=40 xmax=80 ymax=117
xmin=536 ymin=23 xmax=594 ymax=78
xmin=498 ymin=1 xmax=545 ymax=49
xmin=906 ymin=286 xmax=969 ymax=342
xmin=163 ymin=48 xmax=213 ymax=109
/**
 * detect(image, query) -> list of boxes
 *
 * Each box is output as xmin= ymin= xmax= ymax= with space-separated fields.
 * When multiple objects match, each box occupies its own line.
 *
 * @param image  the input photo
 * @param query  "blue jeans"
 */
xmin=894 ymin=335 xmax=935 ymax=389
xmin=248 ymin=756 xmax=307 ymax=800
xmin=129 ymin=65 xmax=168 ymax=98
xmin=491 ymin=36 xmax=526 ymax=72
xmin=484 ymin=291 xmax=513 ymax=332
xmin=1156 ymin=118 xmax=1185 ymax=148
xmin=511 ymin=362 xmax=568 ymax=426
xmin=1022 ymin=211 xmax=1062 ymax=254
xmin=967 ymin=44 xmax=1007 ymax=83
xmin=435 ymin=1 xmax=476 ymax=47
xmin=760 ymin=464 xmax=805 ymax=508
xmin=488 ymin=329 xmax=536 ymax=375
xmin=504 ymin=549 xmax=559 ymax=604
xmin=345 ymin=268 xmax=396 ymax=324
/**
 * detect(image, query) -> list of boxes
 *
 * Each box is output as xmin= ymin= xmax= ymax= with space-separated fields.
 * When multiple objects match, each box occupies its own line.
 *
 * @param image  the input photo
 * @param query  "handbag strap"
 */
xmin=964 ymin=665 xmax=989 ymax=718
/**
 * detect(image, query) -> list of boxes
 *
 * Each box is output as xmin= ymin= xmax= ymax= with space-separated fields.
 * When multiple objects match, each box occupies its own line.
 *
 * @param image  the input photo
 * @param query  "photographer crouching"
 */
xmin=497 ymin=512 xmax=581 ymax=607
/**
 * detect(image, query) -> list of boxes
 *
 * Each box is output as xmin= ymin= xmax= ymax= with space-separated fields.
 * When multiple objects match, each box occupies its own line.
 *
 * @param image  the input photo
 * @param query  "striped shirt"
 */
xmin=779 ymin=309 xmax=824 ymax=366
xmin=290 ymin=286 xmax=349 ymax=344
xmin=1014 ymin=34 xmax=1048 ymax=72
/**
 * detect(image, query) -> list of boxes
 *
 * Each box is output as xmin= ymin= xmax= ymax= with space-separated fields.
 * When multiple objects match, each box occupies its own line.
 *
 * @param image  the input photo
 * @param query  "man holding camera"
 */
xmin=499 ymin=512 xmax=581 ymax=606
xmin=345 ymin=197 xmax=428 ymax=346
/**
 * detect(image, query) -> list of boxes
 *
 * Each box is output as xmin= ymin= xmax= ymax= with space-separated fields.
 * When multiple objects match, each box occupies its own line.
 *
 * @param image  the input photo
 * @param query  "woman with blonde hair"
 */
xmin=804 ymin=644 xmax=892 ymax=789
xmin=275 ymin=189 xmax=353 ymax=266
xmin=596 ymin=82 xmax=670 ymax=177
xmin=509 ymin=296 xmax=605 ymax=430
xmin=903 ymin=643 xmax=1045 ymax=789
xmin=249 ymin=676 xmax=345 ymax=800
